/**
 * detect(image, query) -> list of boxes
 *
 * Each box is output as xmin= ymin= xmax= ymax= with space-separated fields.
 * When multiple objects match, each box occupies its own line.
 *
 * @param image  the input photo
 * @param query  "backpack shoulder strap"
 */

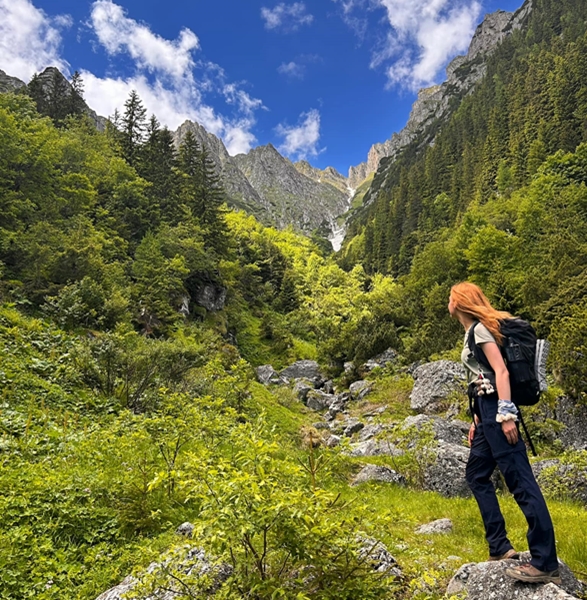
xmin=467 ymin=321 xmax=492 ymax=371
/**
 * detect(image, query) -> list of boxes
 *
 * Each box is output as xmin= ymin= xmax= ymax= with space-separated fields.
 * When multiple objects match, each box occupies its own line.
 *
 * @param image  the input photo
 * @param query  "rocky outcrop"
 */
xmin=95 ymin=547 xmax=232 ymax=600
xmin=234 ymin=144 xmax=349 ymax=234
xmin=409 ymin=361 xmax=466 ymax=413
xmin=446 ymin=552 xmax=583 ymax=599
xmin=294 ymin=160 xmax=349 ymax=195
xmin=423 ymin=441 xmax=472 ymax=497
xmin=401 ymin=415 xmax=468 ymax=446
xmin=194 ymin=283 xmax=227 ymax=311
xmin=0 ymin=69 xmax=25 ymax=93
xmin=362 ymin=348 xmax=397 ymax=372
xmin=347 ymin=2 xmax=533 ymax=191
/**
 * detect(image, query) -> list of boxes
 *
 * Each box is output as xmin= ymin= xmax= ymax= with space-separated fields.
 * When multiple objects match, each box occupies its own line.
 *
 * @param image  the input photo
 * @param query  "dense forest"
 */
xmin=1 ymin=0 xmax=587 ymax=596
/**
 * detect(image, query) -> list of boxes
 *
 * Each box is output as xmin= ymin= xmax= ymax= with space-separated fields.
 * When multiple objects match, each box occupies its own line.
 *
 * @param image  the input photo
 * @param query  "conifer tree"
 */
xmin=121 ymin=90 xmax=147 ymax=167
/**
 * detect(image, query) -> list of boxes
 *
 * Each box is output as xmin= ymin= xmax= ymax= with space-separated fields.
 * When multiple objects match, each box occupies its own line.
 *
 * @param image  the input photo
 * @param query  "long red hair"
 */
xmin=450 ymin=282 xmax=512 ymax=345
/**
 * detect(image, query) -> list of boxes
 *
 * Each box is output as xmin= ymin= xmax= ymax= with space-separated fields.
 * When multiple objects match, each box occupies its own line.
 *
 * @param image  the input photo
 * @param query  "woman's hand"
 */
xmin=468 ymin=423 xmax=476 ymax=447
xmin=501 ymin=420 xmax=518 ymax=445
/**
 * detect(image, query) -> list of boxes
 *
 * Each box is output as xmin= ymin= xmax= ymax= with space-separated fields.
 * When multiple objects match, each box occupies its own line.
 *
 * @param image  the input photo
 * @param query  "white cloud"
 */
xmin=335 ymin=0 xmax=482 ymax=89
xmin=82 ymin=1 xmax=264 ymax=155
xmin=90 ymin=0 xmax=199 ymax=82
xmin=261 ymin=2 xmax=314 ymax=32
xmin=278 ymin=61 xmax=306 ymax=79
xmin=0 ymin=0 xmax=70 ymax=81
xmin=276 ymin=109 xmax=323 ymax=160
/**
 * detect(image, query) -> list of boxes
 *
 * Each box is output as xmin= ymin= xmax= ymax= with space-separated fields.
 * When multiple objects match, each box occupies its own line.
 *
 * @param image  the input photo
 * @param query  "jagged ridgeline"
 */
xmin=341 ymin=0 xmax=587 ymax=277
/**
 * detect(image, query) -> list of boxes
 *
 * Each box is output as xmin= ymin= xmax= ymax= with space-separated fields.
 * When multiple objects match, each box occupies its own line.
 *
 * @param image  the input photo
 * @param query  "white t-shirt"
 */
xmin=461 ymin=322 xmax=496 ymax=384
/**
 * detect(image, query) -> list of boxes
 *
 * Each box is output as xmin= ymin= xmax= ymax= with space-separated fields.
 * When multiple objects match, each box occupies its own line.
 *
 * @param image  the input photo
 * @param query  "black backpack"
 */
xmin=467 ymin=319 xmax=549 ymax=406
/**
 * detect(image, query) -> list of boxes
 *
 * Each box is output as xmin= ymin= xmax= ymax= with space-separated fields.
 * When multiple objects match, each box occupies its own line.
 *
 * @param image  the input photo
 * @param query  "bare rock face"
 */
xmin=194 ymin=283 xmax=226 ymax=312
xmin=347 ymin=2 xmax=533 ymax=192
xmin=446 ymin=552 xmax=583 ymax=599
xmin=95 ymin=547 xmax=232 ymax=600
xmin=0 ymin=69 xmax=25 ymax=93
xmin=423 ymin=441 xmax=472 ymax=498
xmin=294 ymin=160 xmax=349 ymax=195
xmin=409 ymin=361 xmax=466 ymax=413
xmin=416 ymin=518 xmax=453 ymax=535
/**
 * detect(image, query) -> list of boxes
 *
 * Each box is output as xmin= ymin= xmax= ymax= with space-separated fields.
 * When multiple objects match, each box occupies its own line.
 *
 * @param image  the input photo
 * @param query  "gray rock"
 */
xmin=446 ymin=551 xmax=583 ymax=599
xmin=306 ymin=390 xmax=336 ymax=412
xmin=325 ymin=434 xmax=341 ymax=448
xmin=0 ymin=69 xmax=26 ymax=93
xmin=532 ymin=458 xmax=587 ymax=507
xmin=410 ymin=361 xmax=466 ymax=414
xmin=401 ymin=414 xmax=468 ymax=446
xmin=423 ymin=442 xmax=472 ymax=498
xmin=548 ymin=396 xmax=587 ymax=450
xmin=175 ymin=522 xmax=194 ymax=538
xmin=359 ymin=423 xmax=385 ymax=441
xmin=350 ymin=439 xmax=404 ymax=457
xmin=280 ymin=360 xmax=324 ymax=385
xmin=357 ymin=536 xmax=402 ymax=578
xmin=344 ymin=361 xmax=354 ymax=373
xmin=293 ymin=379 xmax=314 ymax=402
xmin=194 ymin=284 xmax=227 ymax=311
xmin=349 ymin=380 xmax=373 ymax=401
xmin=343 ymin=418 xmax=365 ymax=437
xmin=352 ymin=465 xmax=406 ymax=487
xmin=362 ymin=348 xmax=397 ymax=371
xmin=323 ymin=380 xmax=335 ymax=394
xmin=255 ymin=365 xmax=287 ymax=386
xmin=95 ymin=547 xmax=232 ymax=600
xmin=416 ymin=518 xmax=453 ymax=535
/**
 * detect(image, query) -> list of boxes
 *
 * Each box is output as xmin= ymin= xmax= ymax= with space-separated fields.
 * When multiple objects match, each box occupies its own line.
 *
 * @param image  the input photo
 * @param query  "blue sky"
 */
xmin=0 ymin=0 xmax=523 ymax=176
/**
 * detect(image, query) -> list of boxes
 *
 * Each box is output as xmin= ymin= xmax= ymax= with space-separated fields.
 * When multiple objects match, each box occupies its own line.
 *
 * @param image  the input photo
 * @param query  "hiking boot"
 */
xmin=488 ymin=548 xmax=520 ymax=561
xmin=505 ymin=563 xmax=562 ymax=584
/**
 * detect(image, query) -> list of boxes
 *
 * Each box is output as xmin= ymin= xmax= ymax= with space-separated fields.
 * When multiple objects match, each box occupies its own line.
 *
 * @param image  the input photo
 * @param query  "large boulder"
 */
xmin=352 ymin=465 xmax=406 ymax=487
xmin=95 ymin=547 xmax=232 ymax=600
xmin=401 ymin=414 xmax=468 ymax=446
xmin=280 ymin=360 xmax=325 ymax=386
xmin=194 ymin=284 xmax=227 ymax=311
xmin=446 ymin=552 xmax=583 ymax=599
xmin=547 ymin=396 xmax=587 ymax=450
xmin=255 ymin=365 xmax=287 ymax=386
xmin=532 ymin=457 xmax=587 ymax=507
xmin=423 ymin=442 xmax=472 ymax=498
xmin=306 ymin=390 xmax=336 ymax=411
xmin=410 ymin=360 xmax=466 ymax=413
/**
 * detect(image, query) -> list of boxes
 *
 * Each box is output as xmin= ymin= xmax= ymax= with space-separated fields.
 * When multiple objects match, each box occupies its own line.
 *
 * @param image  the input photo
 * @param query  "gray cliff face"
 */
xmin=34 ymin=67 xmax=107 ymax=131
xmin=0 ymin=69 xmax=26 ymax=93
xmin=173 ymin=120 xmax=268 ymax=221
xmin=173 ymin=123 xmax=350 ymax=234
xmin=347 ymin=1 xmax=532 ymax=190
xmin=234 ymin=145 xmax=349 ymax=233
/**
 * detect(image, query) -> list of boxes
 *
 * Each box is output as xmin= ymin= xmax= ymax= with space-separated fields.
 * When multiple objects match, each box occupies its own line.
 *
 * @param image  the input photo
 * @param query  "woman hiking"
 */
xmin=448 ymin=282 xmax=560 ymax=584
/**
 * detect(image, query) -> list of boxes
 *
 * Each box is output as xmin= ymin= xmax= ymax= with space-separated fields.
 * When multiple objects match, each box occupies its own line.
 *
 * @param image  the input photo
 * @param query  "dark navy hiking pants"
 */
xmin=466 ymin=393 xmax=558 ymax=572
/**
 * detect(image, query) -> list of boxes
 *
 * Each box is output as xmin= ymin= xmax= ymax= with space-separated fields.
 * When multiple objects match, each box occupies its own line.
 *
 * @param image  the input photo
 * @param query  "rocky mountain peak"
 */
xmin=0 ymin=69 xmax=26 ymax=93
xmin=348 ymin=0 xmax=533 ymax=190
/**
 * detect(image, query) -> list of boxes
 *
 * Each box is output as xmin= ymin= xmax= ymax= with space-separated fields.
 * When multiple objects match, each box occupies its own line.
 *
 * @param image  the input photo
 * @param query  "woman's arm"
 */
xmin=479 ymin=342 xmax=519 ymax=445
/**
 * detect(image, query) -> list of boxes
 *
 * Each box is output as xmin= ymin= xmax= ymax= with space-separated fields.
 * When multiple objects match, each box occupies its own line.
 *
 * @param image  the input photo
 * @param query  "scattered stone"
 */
xmin=293 ymin=379 xmax=314 ymax=402
xmin=325 ymin=394 xmax=348 ymax=420
xmin=95 ymin=547 xmax=232 ymax=600
xmin=255 ymin=365 xmax=287 ymax=386
xmin=362 ymin=348 xmax=397 ymax=371
xmin=409 ymin=361 xmax=466 ymax=414
xmin=357 ymin=536 xmax=402 ymax=578
xmin=415 ymin=518 xmax=453 ymax=535
xmin=350 ymin=439 xmax=403 ymax=457
xmin=361 ymin=405 xmax=388 ymax=418
xmin=175 ymin=522 xmax=194 ymax=538
xmin=349 ymin=380 xmax=374 ymax=401
xmin=446 ymin=552 xmax=583 ymax=599
xmin=280 ymin=360 xmax=325 ymax=386
xmin=401 ymin=414 xmax=468 ymax=446
xmin=306 ymin=390 xmax=336 ymax=412
xmin=323 ymin=380 xmax=335 ymax=394
xmin=312 ymin=422 xmax=331 ymax=430
xmin=325 ymin=435 xmax=341 ymax=448
xmin=344 ymin=361 xmax=354 ymax=373
xmin=343 ymin=419 xmax=365 ymax=437
xmin=352 ymin=465 xmax=406 ymax=487
xmin=359 ymin=424 xmax=385 ymax=441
